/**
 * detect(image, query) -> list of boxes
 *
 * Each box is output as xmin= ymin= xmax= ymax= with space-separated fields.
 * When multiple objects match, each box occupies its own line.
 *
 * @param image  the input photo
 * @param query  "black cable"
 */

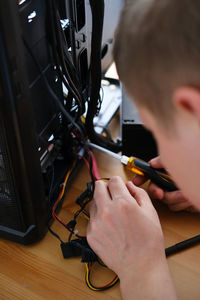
xmin=48 ymin=164 xmax=55 ymax=210
xmin=49 ymin=0 xmax=71 ymax=93
xmin=23 ymin=38 xmax=85 ymax=141
xmin=53 ymin=5 xmax=83 ymax=110
xmin=55 ymin=7 xmax=82 ymax=103
xmin=87 ymin=152 xmax=95 ymax=192
xmin=58 ymin=13 xmax=81 ymax=86
xmin=48 ymin=0 xmax=81 ymax=117
xmin=103 ymin=126 xmax=114 ymax=143
xmin=85 ymin=263 xmax=119 ymax=291
xmin=85 ymin=0 xmax=122 ymax=153
xmin=68 ymin=198 xmax=91 ymax=242
xmin=86 ymin=0 xmax=104 ymax=117
xmin=165 ymin=234 xmax=200 ymax=257
xmin=68 ymin=153 xmax=95 ymax=242
xmin=97 ymin=258 xmax=107 ymax=268
xmin=47 ymin=164 xmax=65 ymax=244
xmin=48 ymin=225 xmax=64 ymax=243
xmin=49 ymin=0 xmax=83 ymax=116
xmin=65 ymin=0 xmax=77 ymax=68
xmin=63 ymin=50 xmax=80 ymax=84
xmin=48 ymin=153 xmax=93 ymax=242
xmin=103 ymin=77 xmax=120 ymax=86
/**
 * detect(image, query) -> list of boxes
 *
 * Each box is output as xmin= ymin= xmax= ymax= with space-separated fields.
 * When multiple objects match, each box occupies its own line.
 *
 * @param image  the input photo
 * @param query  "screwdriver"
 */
xmin=86 ymin=142 xmax=178 ymax=192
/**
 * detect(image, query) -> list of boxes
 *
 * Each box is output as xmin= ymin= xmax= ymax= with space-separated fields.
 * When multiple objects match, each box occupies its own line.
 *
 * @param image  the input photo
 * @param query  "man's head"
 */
xmin=113 ymin=0 xmax=200 ymax=209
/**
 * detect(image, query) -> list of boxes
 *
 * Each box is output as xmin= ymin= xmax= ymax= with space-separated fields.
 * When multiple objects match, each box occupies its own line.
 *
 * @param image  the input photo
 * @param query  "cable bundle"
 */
xmin=85 ymin=262 xmax=119 ymax=291
xmin=85 ymin=0 xmax=122 ymax=152
xmin=49 ymin=0 xmax=83 ymax=119
xmin=48 ymin=149 xmax=119 ymax=291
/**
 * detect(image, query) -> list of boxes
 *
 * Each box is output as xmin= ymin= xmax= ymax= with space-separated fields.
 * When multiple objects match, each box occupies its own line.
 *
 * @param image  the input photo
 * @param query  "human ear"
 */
xmin=173 ymin=86 xmax=200 ymax=120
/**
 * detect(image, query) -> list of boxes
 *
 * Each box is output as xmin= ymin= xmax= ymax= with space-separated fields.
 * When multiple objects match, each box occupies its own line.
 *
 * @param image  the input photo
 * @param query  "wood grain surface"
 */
xmin=0 ymin=115 xmax=200 ymax=300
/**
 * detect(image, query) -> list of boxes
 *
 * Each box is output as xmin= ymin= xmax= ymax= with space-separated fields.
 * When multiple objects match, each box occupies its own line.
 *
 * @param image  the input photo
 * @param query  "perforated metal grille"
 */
xmin=0 ymin=122 xmax=23 ymax=231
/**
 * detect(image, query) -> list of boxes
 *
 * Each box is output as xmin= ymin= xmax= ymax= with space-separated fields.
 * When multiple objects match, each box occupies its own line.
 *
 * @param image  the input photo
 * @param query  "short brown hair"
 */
xmin=113 ymin=0 xmax=200 ymax=124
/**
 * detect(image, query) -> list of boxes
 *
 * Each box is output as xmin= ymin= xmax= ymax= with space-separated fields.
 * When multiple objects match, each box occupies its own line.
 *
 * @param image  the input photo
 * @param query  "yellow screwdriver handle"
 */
xmin=126 ymin=157 xmax=144 ymax=176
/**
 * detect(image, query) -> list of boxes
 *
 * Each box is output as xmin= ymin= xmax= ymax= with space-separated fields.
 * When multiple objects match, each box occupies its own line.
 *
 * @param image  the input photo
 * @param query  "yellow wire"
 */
xmin=59 ymin=161 xmax=76 ymax=200
xmin=56 ymin=165 xmax=119 ymax=291
xmin=83 ymin=215 xmax=90 ymax=221
xmin=85 ymin=263 xmax=99 ymax=291
xmin=81 ymin=116 xmax=86 ymax=124
xmin=96 ymin=178 xmax=109 ymax=182
xmin=84 ymin=178 xmax=118 ymax=291
xmin=85 ymin=263 xmax=119 ymax=291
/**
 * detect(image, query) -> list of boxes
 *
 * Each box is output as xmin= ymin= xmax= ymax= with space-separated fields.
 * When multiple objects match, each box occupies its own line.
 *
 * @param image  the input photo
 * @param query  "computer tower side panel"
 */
xmin=0 ymin=0 xmax=56 ymax=244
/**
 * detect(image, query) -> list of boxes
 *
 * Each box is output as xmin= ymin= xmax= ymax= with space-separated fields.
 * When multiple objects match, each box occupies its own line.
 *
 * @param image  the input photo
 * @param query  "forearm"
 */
xmin=119 ymin=257 xmax=177 ymax=300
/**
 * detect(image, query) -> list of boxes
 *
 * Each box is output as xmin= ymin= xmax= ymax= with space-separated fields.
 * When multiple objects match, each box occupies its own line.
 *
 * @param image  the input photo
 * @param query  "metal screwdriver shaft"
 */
xmin=86 ymin=141 xmax=178 ymax=192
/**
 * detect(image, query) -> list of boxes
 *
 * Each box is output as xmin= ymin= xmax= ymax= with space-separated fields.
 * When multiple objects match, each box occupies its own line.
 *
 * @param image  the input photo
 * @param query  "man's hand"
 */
xmin=133 ymin=156 xmax=199 ymax=213
xmin=87 ymin=176 xmax=177 ymax=300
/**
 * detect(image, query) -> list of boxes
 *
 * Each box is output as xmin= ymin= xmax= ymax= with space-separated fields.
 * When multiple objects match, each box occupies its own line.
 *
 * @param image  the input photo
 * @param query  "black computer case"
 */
xmin=0 ymin=0 xmax=69 ymax=244
xmin=121 ymin=89 xmax=158 ymax=161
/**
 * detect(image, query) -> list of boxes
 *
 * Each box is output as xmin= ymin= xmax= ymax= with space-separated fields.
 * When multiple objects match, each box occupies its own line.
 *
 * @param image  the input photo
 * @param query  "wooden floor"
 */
xmin=0 ymin=115 xmax=200 ymax=299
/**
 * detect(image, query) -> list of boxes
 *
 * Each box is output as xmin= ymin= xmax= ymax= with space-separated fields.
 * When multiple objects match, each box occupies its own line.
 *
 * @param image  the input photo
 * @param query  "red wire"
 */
xmin=103 ymin=276 xmax=118 ymax=287
xmin=52 ymin=152 xmax=100 ymax=237
xmin=52 ymin=188 xmax=67 ymax=226
xmin=78 ymin=154 xmax=90 ymax=171
xmin=78 ymin=150 xmax=101 ymax=180
xmin=88 ymin=150 xmax=101 ymax=180
xmin=52 ymin=170 xmax=86 ymax=238
xmin=88 ymin=263 xmax=118 ymax=288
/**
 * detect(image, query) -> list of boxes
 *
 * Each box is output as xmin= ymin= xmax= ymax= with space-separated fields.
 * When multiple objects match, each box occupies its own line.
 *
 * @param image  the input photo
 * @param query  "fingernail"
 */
xmin=150 ymin=158 xmax=156 ymax=164
xmin=154 ymin=188 xmax=163 ymax=200
xmin=176 ymin=191 xmax=182 ymax=200
xmin=157 ymin=191 xmax=163 ymax=200
xmin=157 ymin=193 xmax=163 ymax=200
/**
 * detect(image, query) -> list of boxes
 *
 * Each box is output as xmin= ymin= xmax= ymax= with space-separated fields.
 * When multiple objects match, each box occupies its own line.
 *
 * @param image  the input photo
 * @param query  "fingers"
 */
xmin=133 ymin=156 xmax=164 ymax=188
xmin=149 ymin=187 xmax=196 ymax=213
xmin=148 ymin=183 xmax=165 ymax=200
xmin=161 ymin=191 xmax=195 ymax=212
xmin=150 ymin=156 xmax=163 ymax=169
xmin=91 ymin=180 xmax=110 ymax=217
xmin=90 ymin=176 xmax=158 ymax=220
xmin=108 ymin=176 xmax=136 ymax=203
xmin=89 ymin=200 xmax=97 ymax=219
xmin=135 ymin=180 xmax=189 ymax=211
xmin=148 ymin=183 xmax=185 ymax=206
xmin=132 ymin=174 xmax=148 ymax=186
xmin=185 ymin=206 xmax=199 ymax=213
xmin=168 ymin=201 xmax=192 ymax=212
xmin=132 ymin=159 xmax=193 ymax=214
xmin=126 ymin=181 xmax=152 ymax=207
xmin=161 ymin=191 xmax=184 ymax=205
xmin=91 ymin=177 xmax=138 ymax=218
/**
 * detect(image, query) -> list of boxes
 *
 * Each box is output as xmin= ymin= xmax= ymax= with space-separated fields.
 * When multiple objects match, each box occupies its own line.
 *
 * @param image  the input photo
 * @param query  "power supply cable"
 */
xmin=48 ymin=0 xmax=83 ymax=117
xmin=23 ymin=38 xmax=85 ymax=141
xmin=85 ymin=262 xmax=119 ymax=291
xmin=53 ymin=5 xmax=83 ymax=108
xmin=85 ymin=0 xmax=122 ymax=153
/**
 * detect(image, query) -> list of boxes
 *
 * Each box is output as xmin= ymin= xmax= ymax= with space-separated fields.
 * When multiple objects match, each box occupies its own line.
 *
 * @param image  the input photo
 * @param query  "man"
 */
xmin=87 ymin=0 xmax=200 ymax=298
